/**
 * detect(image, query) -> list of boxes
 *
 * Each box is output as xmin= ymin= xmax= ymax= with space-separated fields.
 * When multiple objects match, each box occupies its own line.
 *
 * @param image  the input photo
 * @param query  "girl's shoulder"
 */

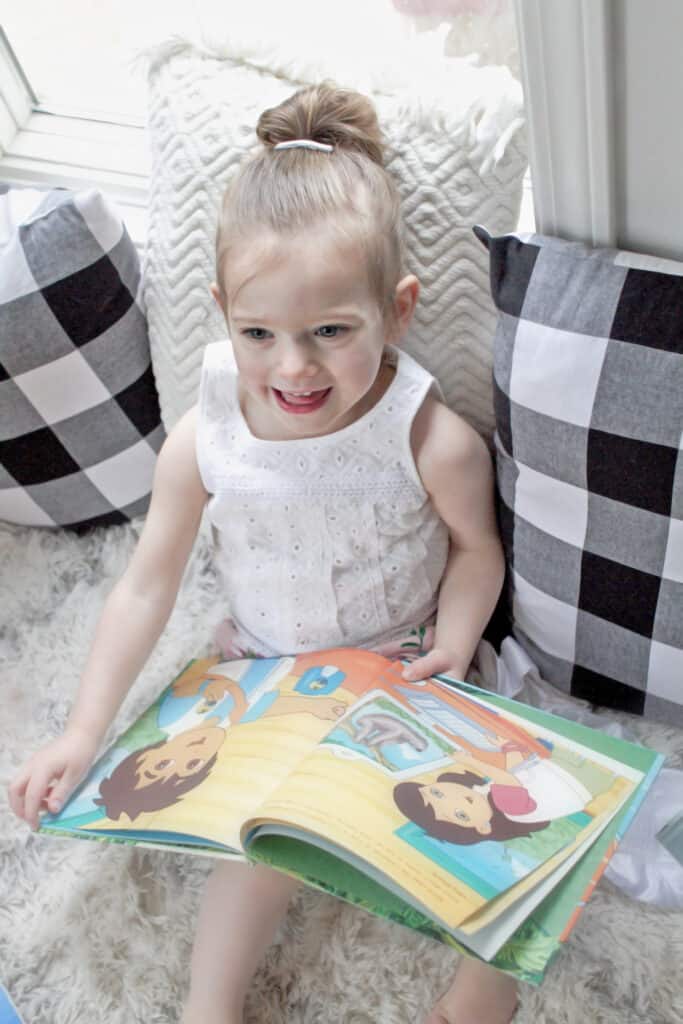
xmin=140 ymin=405 xmax=208 ymax=547
xmin=162 ymin=404 xmax=199 ymax=450
xmin=157 ymin=405 xmax=203 ymax=482
xmin=411 ymin=394 xmax=491 ymax=481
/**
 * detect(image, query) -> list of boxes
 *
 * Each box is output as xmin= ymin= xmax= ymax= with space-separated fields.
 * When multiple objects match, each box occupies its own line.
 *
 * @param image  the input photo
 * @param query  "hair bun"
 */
xmin=256 ymin=82 xmax=385 ymax=166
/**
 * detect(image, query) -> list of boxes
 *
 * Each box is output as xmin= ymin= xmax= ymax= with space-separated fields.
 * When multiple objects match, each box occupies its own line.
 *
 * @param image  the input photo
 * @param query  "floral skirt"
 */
xmin=214 ymin=618 xmax=436 ymax=662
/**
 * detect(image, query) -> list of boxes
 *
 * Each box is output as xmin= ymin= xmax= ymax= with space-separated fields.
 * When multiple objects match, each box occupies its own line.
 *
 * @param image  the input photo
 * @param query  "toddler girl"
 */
xmin=10 ymin=83 xmax=514 ymax=1024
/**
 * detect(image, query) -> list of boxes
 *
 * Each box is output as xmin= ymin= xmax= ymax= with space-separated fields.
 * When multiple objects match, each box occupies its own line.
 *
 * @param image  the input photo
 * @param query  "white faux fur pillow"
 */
xmin=144 ymin=41 xmax=526 ymax=437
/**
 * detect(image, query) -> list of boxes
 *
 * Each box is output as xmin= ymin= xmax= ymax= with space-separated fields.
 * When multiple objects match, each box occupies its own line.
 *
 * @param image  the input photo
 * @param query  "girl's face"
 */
xmin=419 ymin=780 xmax=493 ymax=835
xmin=213 ymin=228 xmax=417 ymax=440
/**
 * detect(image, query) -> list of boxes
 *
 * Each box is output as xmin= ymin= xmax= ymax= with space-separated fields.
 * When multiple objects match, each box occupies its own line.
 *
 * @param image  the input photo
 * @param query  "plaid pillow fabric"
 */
xmin=0 ymin=187 xmax=165 ymax=530
xmin=478 ymin=227 xmax=683 ymax=724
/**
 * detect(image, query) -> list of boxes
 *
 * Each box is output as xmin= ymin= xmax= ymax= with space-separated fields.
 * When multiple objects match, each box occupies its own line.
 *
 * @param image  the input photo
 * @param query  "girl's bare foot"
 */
xmin=424 ymin=958 xmax=518 ymax=1024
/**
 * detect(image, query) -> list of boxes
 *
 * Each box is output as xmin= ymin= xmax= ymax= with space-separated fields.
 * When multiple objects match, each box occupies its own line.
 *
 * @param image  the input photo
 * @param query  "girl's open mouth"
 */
xmin=273 ymin=387 xmax=332 ymax=413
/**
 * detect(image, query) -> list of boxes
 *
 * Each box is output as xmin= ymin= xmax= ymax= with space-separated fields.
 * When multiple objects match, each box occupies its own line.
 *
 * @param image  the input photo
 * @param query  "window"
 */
xmin=3 ymin=2 xmax=198 ymax=124
xmin=0 ymin=2 xmax=530 ymax=244
xmin=0 ymin=16 xmax=155 ymax=246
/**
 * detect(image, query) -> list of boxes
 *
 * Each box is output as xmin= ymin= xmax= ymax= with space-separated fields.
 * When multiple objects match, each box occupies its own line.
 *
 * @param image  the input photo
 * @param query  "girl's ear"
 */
xmin=476 ymin=821 xmax=493 ymax=835
xmin=388 ymin=274 xmax=420 ymax=342
xmin=210 ymin=282 xmax=226 ymax=315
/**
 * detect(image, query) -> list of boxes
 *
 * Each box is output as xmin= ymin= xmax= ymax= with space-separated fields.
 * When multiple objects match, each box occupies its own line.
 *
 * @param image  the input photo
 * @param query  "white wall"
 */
xmin=515 ymin=0 xmax=683 ymax=260
xmin=614 ymin=1 xmax=683 ymax=259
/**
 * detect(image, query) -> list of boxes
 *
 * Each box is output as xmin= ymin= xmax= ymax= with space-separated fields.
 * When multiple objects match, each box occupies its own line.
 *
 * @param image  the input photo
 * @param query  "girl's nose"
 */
xmin=277 ymin=338 xmax=317 ymax=380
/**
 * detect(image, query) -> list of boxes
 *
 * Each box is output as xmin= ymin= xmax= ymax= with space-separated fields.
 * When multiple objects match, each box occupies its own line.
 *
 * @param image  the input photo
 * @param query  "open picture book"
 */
xmin=41 ymin=648 xmax=663 ymax=984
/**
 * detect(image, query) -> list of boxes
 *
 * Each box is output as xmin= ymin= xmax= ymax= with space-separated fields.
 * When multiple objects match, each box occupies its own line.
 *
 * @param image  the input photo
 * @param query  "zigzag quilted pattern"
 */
xmin=144 ymin=46 xmax=527 ymax=438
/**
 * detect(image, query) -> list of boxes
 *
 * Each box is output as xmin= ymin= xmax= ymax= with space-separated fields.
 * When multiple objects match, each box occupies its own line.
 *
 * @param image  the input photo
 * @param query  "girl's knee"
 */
xmin=209 ymin=858 xmax=298 ymax=897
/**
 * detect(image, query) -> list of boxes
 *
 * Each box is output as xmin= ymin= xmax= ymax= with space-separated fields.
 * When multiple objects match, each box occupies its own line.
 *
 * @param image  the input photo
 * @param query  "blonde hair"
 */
xmin=215 ymin=82 xmax=406 ymax=324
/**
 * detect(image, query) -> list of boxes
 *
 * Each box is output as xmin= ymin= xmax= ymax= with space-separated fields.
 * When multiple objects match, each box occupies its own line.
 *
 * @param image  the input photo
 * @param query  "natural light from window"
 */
xmin=3 ymin=1 xmax=520 ymax=124
xmin=0 ymin=2 xmax=530 ymax=240
xmin=3 ymin=1 xmax=201 ymax=123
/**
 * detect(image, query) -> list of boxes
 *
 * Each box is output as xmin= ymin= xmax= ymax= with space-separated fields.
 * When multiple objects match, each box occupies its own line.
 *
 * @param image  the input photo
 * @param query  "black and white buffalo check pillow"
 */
xmin=0 ymin=187 xmax=164 ymax=530
xmin=477 ymin=227 xmax=683 ymax=724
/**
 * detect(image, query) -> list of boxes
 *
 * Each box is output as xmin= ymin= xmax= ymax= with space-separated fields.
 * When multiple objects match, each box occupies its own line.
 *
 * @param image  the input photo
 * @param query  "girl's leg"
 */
xmin=182 ymin=860 xmax=299 ymax=1024
xmin=425 ymin=958 xmax=518 ymax=1024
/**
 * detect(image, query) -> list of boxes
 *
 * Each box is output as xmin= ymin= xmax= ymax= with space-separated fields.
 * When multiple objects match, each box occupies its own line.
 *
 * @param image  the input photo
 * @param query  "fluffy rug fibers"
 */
xmin=1 ymin=522 xmax=682 ymax=1023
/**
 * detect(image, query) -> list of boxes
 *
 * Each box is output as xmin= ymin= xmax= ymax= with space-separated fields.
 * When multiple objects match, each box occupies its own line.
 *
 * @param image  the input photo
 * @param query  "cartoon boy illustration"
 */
xmin=96 ymin=659 xmax=347 ymax=822
xmin=95 ymin=719 xmax=226 ymax=821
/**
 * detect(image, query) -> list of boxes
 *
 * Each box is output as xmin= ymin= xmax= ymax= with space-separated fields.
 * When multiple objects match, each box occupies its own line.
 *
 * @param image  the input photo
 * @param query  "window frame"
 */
xmin=1 ymin=14 xmax=535 ymax=248
xmin=0 ymin=27 xmax=148 ymax=247
xmin=0 ymin=26 xmax=36 ymax=151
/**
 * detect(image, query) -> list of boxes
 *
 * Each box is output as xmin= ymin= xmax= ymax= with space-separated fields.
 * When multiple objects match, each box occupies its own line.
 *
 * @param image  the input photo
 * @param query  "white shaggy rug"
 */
xmin=2 ymin=520 xmax=683 ymax=1024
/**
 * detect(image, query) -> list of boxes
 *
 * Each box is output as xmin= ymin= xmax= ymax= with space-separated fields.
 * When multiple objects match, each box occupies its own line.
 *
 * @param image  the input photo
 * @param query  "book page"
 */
xmin=244 ymin=664 xmax=642 ymax=930
xmin=42 ymin=649 xmax=393 ymax=850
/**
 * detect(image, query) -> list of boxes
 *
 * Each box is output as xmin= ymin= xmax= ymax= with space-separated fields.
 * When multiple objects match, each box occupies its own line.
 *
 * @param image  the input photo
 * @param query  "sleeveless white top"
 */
xmin=196 ymin=342 xmax=450 ymax=657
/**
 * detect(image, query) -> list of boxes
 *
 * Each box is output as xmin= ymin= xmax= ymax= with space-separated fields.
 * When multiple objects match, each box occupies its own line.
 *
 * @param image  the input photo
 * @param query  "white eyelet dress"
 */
xmin=196 ymin=342 xmax=450 ymax=658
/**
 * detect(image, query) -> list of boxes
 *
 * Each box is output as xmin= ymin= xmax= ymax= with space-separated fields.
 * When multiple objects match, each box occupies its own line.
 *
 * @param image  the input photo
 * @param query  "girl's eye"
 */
xmin=315 ymin=324 xmax=346 ymax=339
xmin=454 ymin=810 xmax=470 ymax=823
xmin=243 ymin=328 xmax=272 ymax=341
xmin=186 ymin=758 xmax=204 ymax=771
xmin=154 ymin=759 xmax=173 ymax=771
xmin=430 ymin=787 xmax=443 ymax=799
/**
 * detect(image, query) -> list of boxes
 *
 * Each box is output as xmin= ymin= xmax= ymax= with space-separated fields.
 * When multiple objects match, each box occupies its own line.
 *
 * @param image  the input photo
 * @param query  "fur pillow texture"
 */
xmin=2 ymin=521 xmax=682 ymax=1024
xmin=0 ymin=186 xmax=164 ymax=530
xmin=481 ymin=228 xmax=683 ymax=725
xmin=143 ymin=40 xmax=527 ymax=437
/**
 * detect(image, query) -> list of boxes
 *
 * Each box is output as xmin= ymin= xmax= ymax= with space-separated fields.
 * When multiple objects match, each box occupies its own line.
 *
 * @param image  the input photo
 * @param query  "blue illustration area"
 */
xmin=396 ymin=821 xmax=540 ymax=898
xmin=158 ymin=658 xmax=284 ymax=728
xmin=323 ymin=698 xmax=448 ymax=772
xmin=394 ymin=686 xmax=501 ymax=750
xmin=294 ymin=665 xmax=345 ymax=696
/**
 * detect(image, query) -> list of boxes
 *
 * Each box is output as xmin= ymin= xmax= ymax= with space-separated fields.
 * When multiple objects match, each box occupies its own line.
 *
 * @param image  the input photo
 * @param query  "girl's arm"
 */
xmin=10 ymin=408 xmax=208 ymax=826
xmin=405 ymin=397 xmax=505 ymax=682
xmin=66 ymin=406 xmax=207 ymax=745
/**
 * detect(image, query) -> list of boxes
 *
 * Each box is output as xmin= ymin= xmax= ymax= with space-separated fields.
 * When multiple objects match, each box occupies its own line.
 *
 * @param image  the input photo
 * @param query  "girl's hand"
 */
xmin=401 ymin=648 xmax=468 ymax=683
xmin=8 ymin=726 xmax=99 ymax=831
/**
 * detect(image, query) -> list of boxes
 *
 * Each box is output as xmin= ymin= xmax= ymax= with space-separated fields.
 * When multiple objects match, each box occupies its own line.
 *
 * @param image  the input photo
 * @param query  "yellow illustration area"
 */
xmin=243 ymin=747 xmax=487 ymax=929
xmin=241 ymin=744 xmax=639 ymax=933
xmin=89 ymin=681 xmax=357 ymax=849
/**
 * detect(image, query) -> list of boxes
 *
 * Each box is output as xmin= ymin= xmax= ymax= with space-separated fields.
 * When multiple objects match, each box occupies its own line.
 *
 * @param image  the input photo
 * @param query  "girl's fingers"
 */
xmin=24 ymin=763 xmax=61 ymax=831
xmin=402 ymin=650 xmax=450 ymax=681
xmin=47 ymin=765 xmax=82 ymax=814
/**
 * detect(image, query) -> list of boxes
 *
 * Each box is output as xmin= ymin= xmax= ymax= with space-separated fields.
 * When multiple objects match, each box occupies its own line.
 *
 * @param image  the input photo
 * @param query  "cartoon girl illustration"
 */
xmin=393 ymin=743 xmax=599 ymax=846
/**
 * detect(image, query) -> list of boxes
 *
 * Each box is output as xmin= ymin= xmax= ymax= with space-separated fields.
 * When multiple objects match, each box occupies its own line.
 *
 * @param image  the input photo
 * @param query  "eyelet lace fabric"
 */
xmin=197 ymin=342 xmax=450 ymax=656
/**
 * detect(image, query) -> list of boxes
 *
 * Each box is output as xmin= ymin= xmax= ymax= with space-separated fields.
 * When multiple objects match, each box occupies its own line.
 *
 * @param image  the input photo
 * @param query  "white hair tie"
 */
xmin=273 ymin=139 xmax=333 ymax=153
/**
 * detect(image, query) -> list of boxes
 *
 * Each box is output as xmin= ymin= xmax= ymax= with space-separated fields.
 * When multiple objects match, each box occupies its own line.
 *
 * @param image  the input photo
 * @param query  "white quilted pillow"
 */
xmin=144 ymin=42 xmax=527 ymax=437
